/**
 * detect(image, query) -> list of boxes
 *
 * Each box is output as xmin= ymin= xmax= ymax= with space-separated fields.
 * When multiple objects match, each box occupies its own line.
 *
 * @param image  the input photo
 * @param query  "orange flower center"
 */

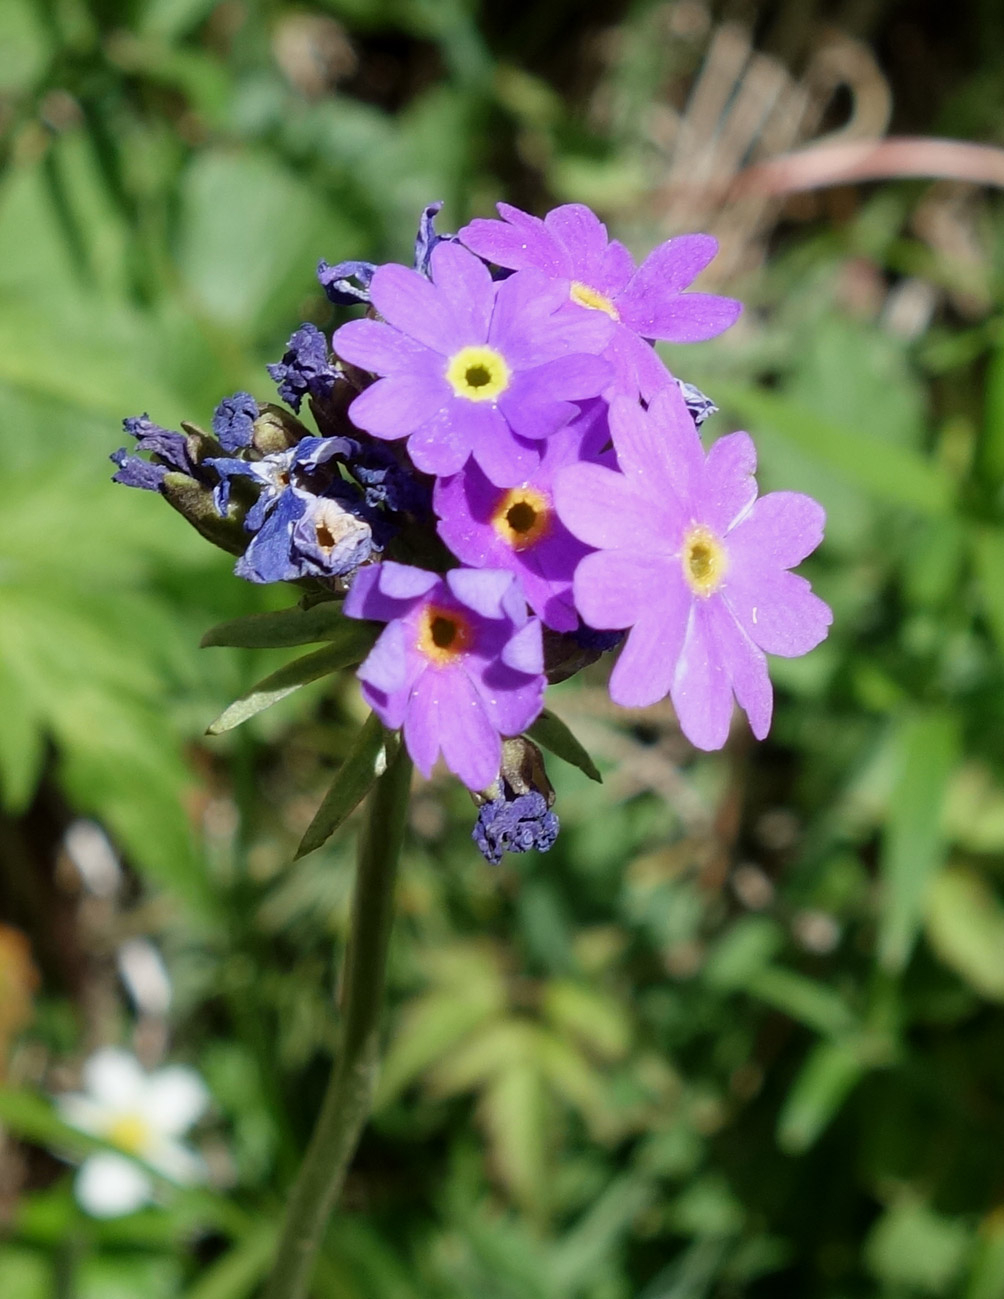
xmin=416 ymin=604 xmax=473 ymax=665
xmin=491 ymin=486 xmax=551 ymax=551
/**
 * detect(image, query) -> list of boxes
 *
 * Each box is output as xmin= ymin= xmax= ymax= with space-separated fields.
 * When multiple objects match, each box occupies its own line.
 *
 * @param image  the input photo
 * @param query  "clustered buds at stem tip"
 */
xmin=111 ymin=199 xmax=831 ymax=861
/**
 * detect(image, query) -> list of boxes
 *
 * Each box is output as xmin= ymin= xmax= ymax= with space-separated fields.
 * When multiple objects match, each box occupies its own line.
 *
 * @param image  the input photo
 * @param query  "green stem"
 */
xmin=262 ymin=742 xmax=412 ymax=1299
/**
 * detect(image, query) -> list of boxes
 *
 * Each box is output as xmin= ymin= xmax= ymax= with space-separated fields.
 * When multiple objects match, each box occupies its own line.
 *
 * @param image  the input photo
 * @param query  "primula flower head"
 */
xmin=556 ymin=384 xmax=832 ymax=750
xmin=433 ymin=399 xmax=611 ymax=632
xmin=57 ymin=1047 xmax=208 ymax=1218
xmin=459 ymin=202 xmax=742 ymax=400
xmin=332 ymin=241 xmax=613 ymax=487
xmin=343 ymin=562 xmax=546 ymax=790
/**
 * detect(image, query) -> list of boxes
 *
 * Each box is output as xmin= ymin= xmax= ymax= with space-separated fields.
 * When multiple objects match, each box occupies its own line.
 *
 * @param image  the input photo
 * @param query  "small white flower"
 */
xmin=57 ymin=1047 xmax=209 ymax=1218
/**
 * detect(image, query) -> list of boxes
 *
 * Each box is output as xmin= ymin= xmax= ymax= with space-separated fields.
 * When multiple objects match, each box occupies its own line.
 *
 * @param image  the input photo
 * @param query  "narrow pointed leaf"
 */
xmin=296 ymin=712 xmax=394 ymax=858
xmin=201 ymin=602 xmax=367 ymax=649
xmin=207 ymin=631 xmax=376 ymax=735
xmin=527 ymin=709 xmax=602 ymax=783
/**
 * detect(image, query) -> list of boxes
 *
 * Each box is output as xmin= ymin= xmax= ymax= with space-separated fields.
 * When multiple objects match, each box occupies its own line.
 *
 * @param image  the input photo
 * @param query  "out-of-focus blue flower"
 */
xmin=212 ymin=392 xmax=259 ymax=452
xmin=267 ymin=325 xmax=339 ymax=413
xmin=473 ymin=791 xmax=559 ymax=865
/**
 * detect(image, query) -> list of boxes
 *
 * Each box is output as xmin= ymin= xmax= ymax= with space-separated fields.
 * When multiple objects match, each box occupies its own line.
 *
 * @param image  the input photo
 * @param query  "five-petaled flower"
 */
xmin=555 ymin=384 xmax=832 ymax=750
xmin=57 ymin=1047 xmax=209 ymax=1218
xmin=343 ymin=562 xmax=546 ymax=790
xmin=459 ymin=202 xmax=742 ymax=400
xmin=332 ymin=241 xmax=613 ymax=487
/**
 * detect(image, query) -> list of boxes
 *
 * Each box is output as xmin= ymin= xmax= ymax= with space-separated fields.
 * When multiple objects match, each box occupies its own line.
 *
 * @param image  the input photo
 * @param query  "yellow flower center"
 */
xmin=681 ymin=525 xmax=727 ymax=597
xmin=491 ymin=486 xmax=551 ymax=551
xmin=106 ymin=1113 xmax=153 ymax=1157
xmin=569 ymin=281 xmax=620 ymax=320
xmin=416 ymin=604 xmax=473 ymax=665
xmin=445 ymin=345 xmax=511 ymax=402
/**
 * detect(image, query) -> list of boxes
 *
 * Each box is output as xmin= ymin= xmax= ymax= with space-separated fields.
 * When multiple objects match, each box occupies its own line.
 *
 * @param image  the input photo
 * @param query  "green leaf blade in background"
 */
xmin=527 ymin=710 xmax=602 ymax=783
xmin=295 ymin=712 xmax=393 ymax=858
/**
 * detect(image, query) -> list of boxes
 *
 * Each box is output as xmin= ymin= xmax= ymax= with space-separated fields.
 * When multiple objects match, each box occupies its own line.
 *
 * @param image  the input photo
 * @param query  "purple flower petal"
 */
xmin=332 ymin=317 xmax=436 ymax=374
xmin=608 ymin=602 xmax=688 ymax=708
xmin=622 ymin=292 xmax=742 ymax=344
xmin=670 ymin=604 xmax=734 ymax=751
xmin=724 ymin=569 xmax=833 ymax=658
xmin=369 ymin=262 xmax=467 ymax=355
xmin=627 ymin=234 xmax=719 ymax=297
xmin=468 ymin=415 xmax=543 ymax=488
xmin=461 ymin=204 xmax=571 ymax=277
xmin=555 ymin=461 xmax=669 ymax=551
xmin=728 ymin=491 xmax=826 ymax=565
xmin=402 ymin=671 xmax=445 ymax=779
xmin=500 ymin=619 xmax=544 ymax=675
xmin=348 ymin=374 xmax=448 ymax=438
xmin=357 ymin=621 xmax=411 ymax=698
xmin=437 ymin=668 xmax=504 ymax=790
xmin=543 ymin=204 xmax=610 ymax=269
xmin=573 ymin=549 xmax=676 ymax=629
xmin=406 ymin=408 xmax=480 ymax=478
xmin=378 ymin=561 xmax=441 ymax=600
xmin=428 ymin=241 xmax=495 ymax=340
xmin=445 ymin=567 xmax=518 ymax=620
xmin=702 ymin=432 xmax=758 ymax=535
xmin=707 ymin=599 xmax=773 ymax=740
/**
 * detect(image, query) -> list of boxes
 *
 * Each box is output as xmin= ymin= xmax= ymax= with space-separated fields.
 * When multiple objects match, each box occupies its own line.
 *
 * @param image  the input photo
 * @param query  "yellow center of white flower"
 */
xmin=681 ymin=525 xmax=727 ymax=597
xmin=106 ymin=1113 xmax=153 ymax=1157
xmin=569 ymin=281 xmax=620 ymax=320
xmin=416 ymin=605 xmax=473 ymax=665
xmin=445 ymin=346 xmax=511 ymax=402
xmin=491 ymin=486 xmax=551 ymax=551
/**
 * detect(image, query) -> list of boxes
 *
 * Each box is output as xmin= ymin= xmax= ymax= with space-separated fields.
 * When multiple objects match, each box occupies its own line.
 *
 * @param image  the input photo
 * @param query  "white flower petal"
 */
xmin=75 ymin=1153 xmax=152 ymax=1218
xmin=82 ymin=1048 xmax=146 ymax=1109
xmin=147 ymin=1137 xmax=206 ymax=1185
xmin=142 ymin=1066 xmax=209 ymax=1137
xmin=55 ymin=1094 xmax=108 ymax=1138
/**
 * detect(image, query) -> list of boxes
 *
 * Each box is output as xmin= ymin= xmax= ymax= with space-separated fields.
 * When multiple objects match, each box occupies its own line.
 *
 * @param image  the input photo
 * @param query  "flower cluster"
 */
xmin=113 ymin=201 xmax=831 ymax=862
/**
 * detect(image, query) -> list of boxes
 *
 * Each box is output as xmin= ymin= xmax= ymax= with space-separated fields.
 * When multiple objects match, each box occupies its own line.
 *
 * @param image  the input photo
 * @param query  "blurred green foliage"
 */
xmin=4 ymin=0 xmax=1004 ymax=1296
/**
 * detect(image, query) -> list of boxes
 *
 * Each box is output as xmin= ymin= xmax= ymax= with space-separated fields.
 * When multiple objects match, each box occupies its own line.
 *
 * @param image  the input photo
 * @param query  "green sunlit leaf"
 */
xmin=527 ymin=710 xmax=602 ymax=783
xmin=295 ymin=713 xmax=393 ymax=858
xmin=201 ymin=602 xmax=367 ymax=649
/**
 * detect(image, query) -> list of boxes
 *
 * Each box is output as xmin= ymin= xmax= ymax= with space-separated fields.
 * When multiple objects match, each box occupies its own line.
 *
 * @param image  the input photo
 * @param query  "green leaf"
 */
xmin=201 ymin=603 xmax=365 ymax=649
xmin=864 ymin=1197 xmax=972 ymax=1294
xmin=717 ymin=383 xmax=952 ymax=517
xmin=295 ymin=713 xmax=393 ymax=859
xmin=746 ymin=967 xmax=857 ymax=1038
xmin=206 ymin=633 xmax=375 ymax=735
xmin=527 ymin=709 xmax=602 ymax=783
xmin=972 ymin=526 xmax=1004 ymax=661
xmin=878 ymin=710 xmax=960 ymax=972
xmin=777 ymin=1040 xmax=866 ymax=1154
xmin=925 ymin=867 xmax=1004 ymax=1001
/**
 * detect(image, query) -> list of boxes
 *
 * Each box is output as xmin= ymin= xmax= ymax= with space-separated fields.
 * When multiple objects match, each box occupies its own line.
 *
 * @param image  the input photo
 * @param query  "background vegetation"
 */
xmin=2 ymin=0 xmax=1004 ymax=1294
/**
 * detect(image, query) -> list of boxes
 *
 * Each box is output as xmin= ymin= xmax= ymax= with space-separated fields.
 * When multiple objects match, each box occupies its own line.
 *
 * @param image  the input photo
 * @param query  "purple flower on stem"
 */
xmin=212 ymin=392 xmax=259 ymax=452
xmin=459 ymin=203 xmax=742 ymax=400
xmin=473 ymin=791 xmax=559 ymax=865
xmin=111 ymin=415 xmax=205 ymax=492
xmin=343 ymin=563 xmax=546 ymax=790
xmin=555 ymin=385 xmax=832 ymax=750
xmin=433 ymin=400 xmax=611 ymax=632
xmin=267 ymin=324 xmax=339 ymax=413
xmin=332 ymin=241 xmax=613 ymax=487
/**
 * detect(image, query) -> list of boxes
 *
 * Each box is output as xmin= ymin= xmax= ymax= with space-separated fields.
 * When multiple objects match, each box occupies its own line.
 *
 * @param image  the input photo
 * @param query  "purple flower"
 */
xmin=458 ymin=203 xmax=742 ymax=400
xmin=111 ymin=415 xmax=205 ymax=492
xmin=433 ymin=400 xmax=611 ymax=632
xmin=267 ymin=324 xmax=339 ymax=413
xmin=555 ymin=385 xmax=832 ymax=750
xmin=473 ymin=791 xmax=559 ymax=865
xmin=212 ymin=392 xmax=259 ymax=452
xmin=332 ymin=241 xmax=613 ymax=487
xmin=343 ymin=563 xmax=546 ymax=790
xmin=318 ymin=259 xmax=376 ymax=306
